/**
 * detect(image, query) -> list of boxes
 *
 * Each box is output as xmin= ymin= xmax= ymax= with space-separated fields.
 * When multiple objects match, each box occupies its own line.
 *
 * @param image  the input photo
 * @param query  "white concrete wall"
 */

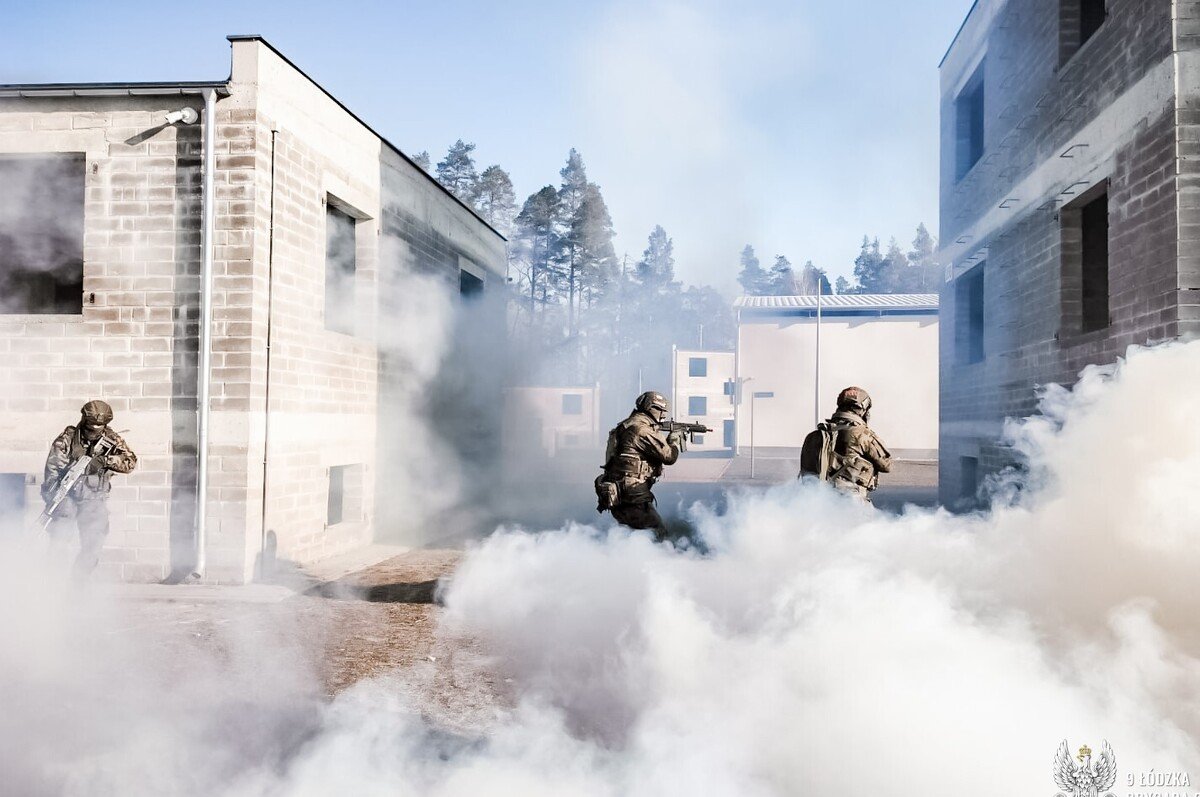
xmin=736 ymin=314 xmax=939 ymax=454
xmin=670 ymin=349 xmax=735 ymax=451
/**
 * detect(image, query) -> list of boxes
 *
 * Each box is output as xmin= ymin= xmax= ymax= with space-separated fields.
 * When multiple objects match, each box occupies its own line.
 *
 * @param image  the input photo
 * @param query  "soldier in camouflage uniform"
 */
xmin=595 ymin=391 xmax=687 ymax=541
xmin=42 ymin=400 xmax=137 ymax=576
xmin=825 ymin=386 xmax=892 ymax=500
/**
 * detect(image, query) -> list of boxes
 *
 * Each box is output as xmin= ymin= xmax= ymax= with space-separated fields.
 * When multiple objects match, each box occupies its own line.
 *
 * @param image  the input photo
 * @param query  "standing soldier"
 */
xmin=595 ymin=391 xmax=687 ymax=541
xmin=42 ymin=400 xmax=137 ymax=577
xmin=800 ymin=386 xmax=892 ymax=500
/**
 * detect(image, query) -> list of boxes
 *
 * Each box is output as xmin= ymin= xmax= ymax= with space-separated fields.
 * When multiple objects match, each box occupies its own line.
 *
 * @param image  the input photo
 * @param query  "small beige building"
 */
xmin=733 ymin=294 xmax=939 ymax=459
xmin=669 ymin=348 xmax=735 ymax=452
xmin=501 ymin=386 xmax=603 ymax=462
xmin=0 ymin=36 xmax=506 ymax=582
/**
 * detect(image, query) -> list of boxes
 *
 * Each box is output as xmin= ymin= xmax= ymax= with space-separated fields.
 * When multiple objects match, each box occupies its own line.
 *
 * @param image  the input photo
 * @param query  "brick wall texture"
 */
xmin=0 ymin=38 xmax=506 ymax=582
xmin=938 ymin=0 xmax=1200 ymax=505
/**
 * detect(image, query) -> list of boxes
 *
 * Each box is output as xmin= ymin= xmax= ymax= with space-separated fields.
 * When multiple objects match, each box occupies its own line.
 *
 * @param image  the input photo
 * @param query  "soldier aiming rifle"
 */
xmin=41 ymin=400 xmax=137 ymax=577
xmin=595 ymin=391 xmax=708 ymax=542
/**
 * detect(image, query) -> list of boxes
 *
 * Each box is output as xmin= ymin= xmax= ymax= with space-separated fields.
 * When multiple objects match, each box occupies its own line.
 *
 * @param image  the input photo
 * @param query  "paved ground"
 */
xmin=107 ymin=548 xmax=500 ymax=733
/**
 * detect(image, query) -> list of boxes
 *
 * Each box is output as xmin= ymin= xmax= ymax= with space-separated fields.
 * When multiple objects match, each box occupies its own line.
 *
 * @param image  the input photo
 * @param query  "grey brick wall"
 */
xmin=938 ymin=0 xmax=1199 ymax=505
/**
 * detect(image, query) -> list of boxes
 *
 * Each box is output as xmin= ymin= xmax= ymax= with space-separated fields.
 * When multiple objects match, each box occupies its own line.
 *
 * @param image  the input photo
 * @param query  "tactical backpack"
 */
xmin=799 ymin=422 xmax=840 ymax=480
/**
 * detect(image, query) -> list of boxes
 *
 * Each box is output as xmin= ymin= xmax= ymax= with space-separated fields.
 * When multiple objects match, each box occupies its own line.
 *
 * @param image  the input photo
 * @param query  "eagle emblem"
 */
xmin=1053 ymin=740 xmax=1117 ymax=797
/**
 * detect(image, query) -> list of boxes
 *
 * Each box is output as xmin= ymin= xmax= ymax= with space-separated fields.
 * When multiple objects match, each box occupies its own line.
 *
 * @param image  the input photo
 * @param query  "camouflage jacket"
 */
xmin=602 ymin=411 xmax=681 ymax=504
xmin=828 ymin=411 xmax=892 ymax=491
xmin=42 ymin=425 xmax=137 ymax=503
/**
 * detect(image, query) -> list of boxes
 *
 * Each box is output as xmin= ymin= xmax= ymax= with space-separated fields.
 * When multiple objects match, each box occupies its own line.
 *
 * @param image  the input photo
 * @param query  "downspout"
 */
xmin=259 ymin=129 xmax=279 ymax=573
xmin=193 ymin=87 xmax=217 ymax=579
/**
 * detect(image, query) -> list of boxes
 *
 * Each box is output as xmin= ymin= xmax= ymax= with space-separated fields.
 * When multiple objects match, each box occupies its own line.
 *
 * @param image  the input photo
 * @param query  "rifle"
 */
xmin=658 ymin=420 xmax=714 ymax=444
xmin=36 ymin=436 xmax=117 ymax=531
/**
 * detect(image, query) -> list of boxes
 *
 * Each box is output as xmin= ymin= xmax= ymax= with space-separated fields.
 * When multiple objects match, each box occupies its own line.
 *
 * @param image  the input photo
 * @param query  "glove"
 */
xmin=668 ymin=430 xmax=688 ymax=452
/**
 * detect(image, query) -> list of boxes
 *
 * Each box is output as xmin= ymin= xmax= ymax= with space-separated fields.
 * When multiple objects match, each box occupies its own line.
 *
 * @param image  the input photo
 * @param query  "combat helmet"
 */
xmin=635 ymin=391 xmax=670 ymax=422
xmin=835 ymin=386 xmax=872 ymax=419
xmin=80 ymin=399 xmax=114 ymax=426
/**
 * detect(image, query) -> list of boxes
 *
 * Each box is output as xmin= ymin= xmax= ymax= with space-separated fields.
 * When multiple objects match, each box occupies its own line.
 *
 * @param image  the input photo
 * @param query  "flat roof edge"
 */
xmin=939 ymin=0 xmax=982 ymax=68
xmin=226 ymin=34 xmax=506 ymax=243
xmin=0 ymin=82 xmax=231 ymax=98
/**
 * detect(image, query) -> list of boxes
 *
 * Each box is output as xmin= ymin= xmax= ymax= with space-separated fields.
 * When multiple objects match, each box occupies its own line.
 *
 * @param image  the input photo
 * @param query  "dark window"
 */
xmin=562 ymin=394 xmax=583 ymax=415
xmin=327 ymin=465 xmax=346 ymax=526
xmin=723 ymin=380 xmax=735 ymax=396
xmin=0 ymin=154 xmax=85 ymax=314
xmin=1080 ymin=191 xmax=1110 ymax=332
xmin=325 ymin=204 xmax=356 ymax=335
xmin=0 ymin=473 xmax=27 ymax=529
xmin=960 ymin=457 xmax=979 ymax=502
xmin=692 ymin=434 xmax=705 ymax=445
xmin=955 ymin=264 xmax=985 ymax=364
xmin=723 ymin=419 xmax=735 ymax=448
xmin=688 ymin=396 xmax=707 ymax=416
xmin=1080 ymin=0 xmax=1106 ymax=44
xmin=955 ymin=63 xmax=985 ymax=181
xmin=688 ymin=357 xmax=707 ymax=377
xmin=460 ymin=270 xmax=484 ymax=298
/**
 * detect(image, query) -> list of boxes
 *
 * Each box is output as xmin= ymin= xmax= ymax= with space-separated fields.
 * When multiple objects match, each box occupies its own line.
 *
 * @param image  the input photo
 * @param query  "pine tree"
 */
xmin=635 ymin=225 xmax=676 ymax=292
xmin=737 ymin=245 xmax=771 ymax=295
xmin=769 ymin=255 xmax=798 ymax=295
xmin=835 ymin=275 xmax=851 ymax=294
xmin=907 ymin=223 xmax=940 ymax=292
xmin=852 ymin=236 xmax=886 ymax=294
xmin=435 ymin=140 xmax=479 ymax=203
xmin=557 ymin=149 xmax=591 ymax=336
xmin=879 ymin=238 xmax=908 ymax=293
xmin=474 ymin=165 xmax=517 ymax=236
xmin=411 ymin=151 xmax=432 ymax=173
xmin=513 ymin=186 xmax=563 ymax=321
xmin=798 ymin=260 xmax=832 ymax=295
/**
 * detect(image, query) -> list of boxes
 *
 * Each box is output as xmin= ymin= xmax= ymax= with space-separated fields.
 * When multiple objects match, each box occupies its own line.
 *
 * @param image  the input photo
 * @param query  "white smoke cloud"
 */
xmin=2 ymin=339 xmax=1199 ymax=794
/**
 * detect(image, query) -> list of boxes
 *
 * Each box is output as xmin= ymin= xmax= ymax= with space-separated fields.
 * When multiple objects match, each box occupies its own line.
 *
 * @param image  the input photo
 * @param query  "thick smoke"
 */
xmin=0 ymin=153 xmax=86 ymax=314
xmin=1 ymin=339 xmax=1198 ymax=794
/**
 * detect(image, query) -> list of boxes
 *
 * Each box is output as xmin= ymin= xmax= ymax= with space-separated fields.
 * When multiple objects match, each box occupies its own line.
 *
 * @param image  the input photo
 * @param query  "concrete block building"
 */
xmin=939 ymin=0 xmax=1200 ymax=505
xmin=733 ymin=295 xmax=939 ymax=459
xmin=0 ymin=36 xmax=506 ymax=582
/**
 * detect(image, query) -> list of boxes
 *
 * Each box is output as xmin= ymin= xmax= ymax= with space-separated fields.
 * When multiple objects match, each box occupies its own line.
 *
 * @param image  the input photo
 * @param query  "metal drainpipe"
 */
xmin=193 ymin=87 xmax=217 ymax=579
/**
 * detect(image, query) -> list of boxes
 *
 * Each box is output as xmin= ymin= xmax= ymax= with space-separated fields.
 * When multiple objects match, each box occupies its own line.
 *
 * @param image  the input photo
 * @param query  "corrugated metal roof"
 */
xmin=734 ymin=293 xmax=939 ymax=311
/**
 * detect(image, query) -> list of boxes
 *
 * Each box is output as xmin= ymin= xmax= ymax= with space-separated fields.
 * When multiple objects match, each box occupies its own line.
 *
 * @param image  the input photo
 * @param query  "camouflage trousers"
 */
xmin=831 ymin=478 xmax=873 ymax=503
xmin=47 ymin=498 xmax=110 ymax=577
xmin=610 ymin=501 xmax=669 ymax=542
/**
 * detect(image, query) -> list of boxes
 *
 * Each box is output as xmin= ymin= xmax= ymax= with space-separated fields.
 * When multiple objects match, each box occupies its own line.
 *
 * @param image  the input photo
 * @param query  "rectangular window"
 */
xmin=955 ymin=264 xmax=985 ymax=364
xmin=688 ymin=396 xmax=707 ymax=417
xmin=723 ymin=419 xmax=735 ymax=448
xmin=955 ymin=63 xmax=985 ymax=181
xmin=1080 ymin=0 xmax=1106 ymax=44
xmin=0 ymin=473 xmax=27 ymax=529
xmin=1080 ymin=191 xmax=1110 ymax=333
xmin=688 ymin=357 xmax=708 ymax=377
xmin=723 ymin=380 xmax=735 ymax=397
xmin=960 ymin=456 xmax=980 ymax=502
xmin=562 ymin=394 xmax=583 ymax=415
xmin=692 ymin=434 xmax=706 ymax=445
xmin=327 ymin=465 xmax=346 ymax=526
xmin=0 ymin=154 xmax=85 ymax=314
xmin=325 ymin=203 xmax=357 ymax=335
xmin=460 ymin=269 xmax=484 ymax=298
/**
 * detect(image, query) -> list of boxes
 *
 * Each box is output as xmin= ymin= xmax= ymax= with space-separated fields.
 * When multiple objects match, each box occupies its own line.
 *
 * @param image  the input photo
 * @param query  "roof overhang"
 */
xmin=0 ymin=82 xmax=231 ymax=99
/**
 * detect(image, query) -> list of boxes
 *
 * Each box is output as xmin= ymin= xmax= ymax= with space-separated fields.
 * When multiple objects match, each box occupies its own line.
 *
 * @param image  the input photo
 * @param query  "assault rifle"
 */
xmin=36 ymin=436 xmax=117 ymax=531
xmin=658 ymin=420 xmax=713 ymax=445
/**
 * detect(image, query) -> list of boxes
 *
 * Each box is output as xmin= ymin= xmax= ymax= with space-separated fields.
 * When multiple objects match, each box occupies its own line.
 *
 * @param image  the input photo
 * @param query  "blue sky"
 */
xmin=2 ymin=0 xmax=972 ymax=291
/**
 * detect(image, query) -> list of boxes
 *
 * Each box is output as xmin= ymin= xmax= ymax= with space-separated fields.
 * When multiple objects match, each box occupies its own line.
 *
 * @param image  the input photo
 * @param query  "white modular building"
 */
xmin=669 ymin=348 xmax=736 ymax=452
xmin=733 ymin=294 xmax=939 ymax=459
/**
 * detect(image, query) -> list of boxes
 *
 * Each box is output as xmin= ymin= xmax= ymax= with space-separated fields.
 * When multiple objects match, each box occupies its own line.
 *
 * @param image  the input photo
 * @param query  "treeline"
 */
xmin=416 ymin=141 xmax=735 ymax=392
xmin=736 ymin=224 xmax=941 ymax=296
